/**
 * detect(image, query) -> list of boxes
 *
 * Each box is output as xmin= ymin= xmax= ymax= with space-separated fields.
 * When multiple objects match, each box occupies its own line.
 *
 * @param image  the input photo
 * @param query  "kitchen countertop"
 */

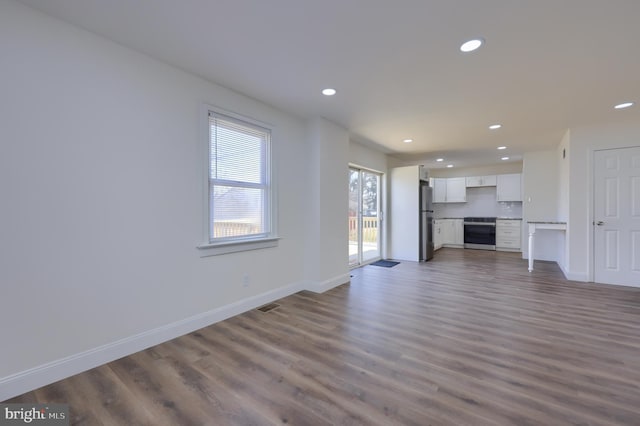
xmin=434 ymin=217 xmax=523 ymax=220
xmin=527 ymin=220 xmax=567 ymax=224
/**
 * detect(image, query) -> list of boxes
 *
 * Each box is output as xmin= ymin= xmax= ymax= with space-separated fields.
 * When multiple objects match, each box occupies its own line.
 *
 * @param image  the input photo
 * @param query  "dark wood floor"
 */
xmin=7 ymin=249 xmax=640 ymax=425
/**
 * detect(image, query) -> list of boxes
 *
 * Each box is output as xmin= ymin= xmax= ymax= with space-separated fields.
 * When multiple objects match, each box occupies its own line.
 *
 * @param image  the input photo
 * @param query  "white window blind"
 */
xmin=209 ymin=111 xmax=271 ymax=243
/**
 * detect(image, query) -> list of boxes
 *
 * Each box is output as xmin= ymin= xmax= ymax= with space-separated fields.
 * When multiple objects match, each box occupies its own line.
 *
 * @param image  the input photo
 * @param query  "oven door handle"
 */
xmin=463 ymin=222 xmax=496 ymax=226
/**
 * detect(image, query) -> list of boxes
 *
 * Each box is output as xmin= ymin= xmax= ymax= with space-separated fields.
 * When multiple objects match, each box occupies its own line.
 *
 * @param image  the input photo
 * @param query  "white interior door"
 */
xmin=594 ymin=147 xmax=640 ymax=287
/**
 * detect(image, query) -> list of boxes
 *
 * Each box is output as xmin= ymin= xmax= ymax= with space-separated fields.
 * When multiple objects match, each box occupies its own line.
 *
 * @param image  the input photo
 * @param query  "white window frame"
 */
xmin=197 ymin=104 xmax=278 ymax=256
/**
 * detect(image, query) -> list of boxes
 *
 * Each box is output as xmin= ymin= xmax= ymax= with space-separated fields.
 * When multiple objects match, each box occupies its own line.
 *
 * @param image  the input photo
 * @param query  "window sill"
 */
xmin=197 ymin=237 xmax=280 ymax=257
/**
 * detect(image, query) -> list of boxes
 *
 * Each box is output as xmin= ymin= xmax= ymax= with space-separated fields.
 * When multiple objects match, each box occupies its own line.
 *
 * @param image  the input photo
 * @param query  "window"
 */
xmin=199 ymin=107 xmax=276 ymax=254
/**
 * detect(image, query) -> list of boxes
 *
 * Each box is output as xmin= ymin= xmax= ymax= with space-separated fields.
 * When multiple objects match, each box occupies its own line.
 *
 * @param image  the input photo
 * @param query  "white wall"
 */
xmin=557 ymin=130 xmax=571 ymax=223
xmin=0 ymin=0 xmax=347 ymax=399
xmin=564 ymin=119 xmax=640 ymax=282
xmin=387 ymin=158 xmax=523 ymax=178
xmin=305 ymin=118 xmax=350 ymax=290
xmin=349 ymin=140 xmax=387 ymax=173
xmin=429 ymin=162 xmax=524 ymax=178
xmin=522 ymin=150 xmax=560 ymax=262
xmin=556 ymin=130 xmax=571 ymax=272
xmin=434 ymin=187 xmax=523 ymax=218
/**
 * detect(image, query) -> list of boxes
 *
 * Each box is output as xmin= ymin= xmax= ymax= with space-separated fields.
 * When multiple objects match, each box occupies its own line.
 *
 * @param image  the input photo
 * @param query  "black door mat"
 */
xmin=370 ymin=260 xmax=400 ymax=268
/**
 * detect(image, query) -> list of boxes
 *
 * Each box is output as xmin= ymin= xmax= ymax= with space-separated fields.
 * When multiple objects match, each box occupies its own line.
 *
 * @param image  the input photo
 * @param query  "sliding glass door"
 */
xmin=349 ymin=167 xmax=381 ymax=266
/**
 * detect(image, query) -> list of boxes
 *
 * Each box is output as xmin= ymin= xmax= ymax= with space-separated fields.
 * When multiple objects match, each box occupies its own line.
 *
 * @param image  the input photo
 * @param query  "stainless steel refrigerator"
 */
xmin=420 ymin=182 xmax=434 ymax=261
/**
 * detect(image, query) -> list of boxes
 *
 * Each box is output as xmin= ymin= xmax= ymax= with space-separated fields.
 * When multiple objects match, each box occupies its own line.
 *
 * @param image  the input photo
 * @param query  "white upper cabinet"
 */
xmin=431 ymin=174 xmax=523 ymax=203
xmin=419 ymin=165 xmax=429 ymax=181
xmin=496 ymin=173 xmax=522 ymax=202
xmin=430 ymin=178 xmax=447 ymax=203
xmin=430 ymin=177 xmax=466 ymax=203
xmin=466 ymin=175 xmax=497 ymax=187
xmin=445 ymin=178 xmax=467 ymax=202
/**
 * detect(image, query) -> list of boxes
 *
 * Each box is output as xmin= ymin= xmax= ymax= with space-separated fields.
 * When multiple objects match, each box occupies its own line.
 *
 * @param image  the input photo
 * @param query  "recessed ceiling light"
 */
xmin=489 ymin=124 xmax=502 ymax=130
xmin=614 ymin=102 xmax=634 ymax=109
xmin=446 ymin=164 xmax=454 ymax=168
xmin=321 ymin=88 xmax=336 ymax=96
xmin=436 ymin=158 xmax=444 ymax=162
xmin=403 ymin=139 xmax=413 ymax=143
xmin=460 ymin=38 xmax=484 ymax=53
xmin=501 ymin=156 xmax=510 ymax=161
xmin=497 ymin=146 xmax=507 ymax=150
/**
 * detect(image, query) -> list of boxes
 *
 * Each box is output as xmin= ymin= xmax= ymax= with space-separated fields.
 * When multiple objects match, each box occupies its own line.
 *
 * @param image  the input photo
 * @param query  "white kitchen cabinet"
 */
xmin=445 ymin=178 xmax=467 ymax=202
xmin=431 ymin=177 xmax=466 ymax=203
xmin=430 ymin=178 xmax=447 ymax=203
xmin=496 ymin=173 xmax=522 ymax=202
xmin=419 ymin=165 xmax=429 ymax=181
xmin=496 ymin=219 xmax=521 ymax=251
xmin=466 ymin=175 xmax=497 ymax=187
xmin=433 ymin=220 xmax=443 ymax=250
xmin=452 ymin=219 xmax=464 ymax=245
xmin=439 ymin=218 xmax=464 ymax=248
xmin=440 ymin=219 xmax=453 ymax=245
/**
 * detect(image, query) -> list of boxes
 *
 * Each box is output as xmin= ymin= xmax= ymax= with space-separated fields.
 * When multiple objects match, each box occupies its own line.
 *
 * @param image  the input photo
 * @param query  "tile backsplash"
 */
xmin=434 ymin=186 xmax=523 ymax=218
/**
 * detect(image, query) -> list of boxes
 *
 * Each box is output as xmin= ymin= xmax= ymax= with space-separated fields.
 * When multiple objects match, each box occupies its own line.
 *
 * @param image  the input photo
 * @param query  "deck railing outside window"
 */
xmin=348 ymin=216 xmax=378 ymax=243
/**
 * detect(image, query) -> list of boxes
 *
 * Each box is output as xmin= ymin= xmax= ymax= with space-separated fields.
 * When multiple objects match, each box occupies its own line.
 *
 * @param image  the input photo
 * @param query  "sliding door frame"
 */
xmin=349 ymin=165 xmax=383 ymax=267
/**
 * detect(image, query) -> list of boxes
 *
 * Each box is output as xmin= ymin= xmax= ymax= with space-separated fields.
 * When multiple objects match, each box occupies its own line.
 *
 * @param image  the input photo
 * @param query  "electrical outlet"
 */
xmin=242 ymin=274 xmax=250 ymax=287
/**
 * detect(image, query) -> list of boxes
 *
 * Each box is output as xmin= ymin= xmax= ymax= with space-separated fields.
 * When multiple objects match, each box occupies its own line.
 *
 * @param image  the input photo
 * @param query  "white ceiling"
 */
xmin=19 ymin=0 xmax=640 ymax=168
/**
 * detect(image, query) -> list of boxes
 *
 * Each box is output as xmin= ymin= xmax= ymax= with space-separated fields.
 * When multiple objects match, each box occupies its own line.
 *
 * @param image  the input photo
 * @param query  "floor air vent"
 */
xmin=257 ymin=303 xmax=280 ymax=313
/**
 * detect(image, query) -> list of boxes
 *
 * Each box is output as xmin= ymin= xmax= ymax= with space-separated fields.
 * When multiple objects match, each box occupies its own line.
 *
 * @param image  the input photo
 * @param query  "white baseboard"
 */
xmin=559 ymin=262 xmax=569 ymax=280
xmin=556 ymin=262 xmax=589 ymax=282
xmin=304 ymin=273 xmax=351 ymax=293
xmin=564 ymin=271 xmax=589 ymax=282
xmin=0 ymin=281 xmax=306 ymax=402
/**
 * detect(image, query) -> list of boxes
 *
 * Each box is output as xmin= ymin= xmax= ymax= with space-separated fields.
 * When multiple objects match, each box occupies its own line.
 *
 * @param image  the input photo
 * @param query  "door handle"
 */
xmin=595 ymin=221 xmax=604 ymax=226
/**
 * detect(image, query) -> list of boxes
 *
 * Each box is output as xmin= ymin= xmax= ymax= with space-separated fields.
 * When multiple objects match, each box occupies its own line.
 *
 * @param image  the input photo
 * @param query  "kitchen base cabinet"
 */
xmin=439 ymin=219 xmax=464 ymax=248
xmin=434 ymin=220 xmax=443 ymax=250
xmin=445 ymin=218 xmax=464 ymax=247
xmin=496 ymin=219 xmax=521 ymax=251
xmin=453 ymin=219 xmax=464 ymax=245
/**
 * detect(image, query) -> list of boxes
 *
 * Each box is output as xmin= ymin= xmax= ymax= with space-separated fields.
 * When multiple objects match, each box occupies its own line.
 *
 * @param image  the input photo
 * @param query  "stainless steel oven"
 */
xmin=463 ymin=217 xmax=496 ymax=250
